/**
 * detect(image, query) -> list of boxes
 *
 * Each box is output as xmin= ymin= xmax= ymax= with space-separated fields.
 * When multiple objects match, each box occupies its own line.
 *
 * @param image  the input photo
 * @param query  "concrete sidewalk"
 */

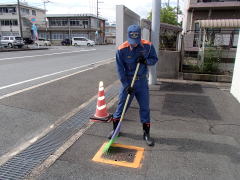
xmin=37 ymin=79 xmax=240 ymax=180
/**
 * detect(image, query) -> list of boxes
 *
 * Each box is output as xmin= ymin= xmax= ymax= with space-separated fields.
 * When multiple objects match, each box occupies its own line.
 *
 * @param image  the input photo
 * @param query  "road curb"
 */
xmin=0 ymin=58 xmax=115 ymax=166
xmin=25 ymin=82 xmax=119 ymax=180
xmin=0 ymin=48 xmax=48 ymax=52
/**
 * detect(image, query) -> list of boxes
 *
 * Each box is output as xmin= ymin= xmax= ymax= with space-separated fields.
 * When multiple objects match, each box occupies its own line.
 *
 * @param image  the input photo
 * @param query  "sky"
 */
xmin=1 ymin=0 xmax=185 ymax=23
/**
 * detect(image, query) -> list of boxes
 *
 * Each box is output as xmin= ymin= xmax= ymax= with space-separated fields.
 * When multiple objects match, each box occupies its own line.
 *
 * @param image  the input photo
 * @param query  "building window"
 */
xmin=12 ymin=20 xmax=18 ymax=26
xmin=70 ymin=19 xmax=86 ymax=28
xmin=0 ymin=7 xmax=8 ymax=13
xmin=32 ymin=10 xmax=36 ymax=16
xmin=0 ymin=7 xmax=16 ymax=13
xmin=83 ymin=20 xmax=88 ymax=28
xmin=48 ymin=19 xmax=88 ymax=28
xmin=49 ymin=20 xmax=56 ymax=26
xmin=232 ymin=29 xmax=239 ymax=48
xmin=21 ymin=8 xmax=30 ymax=15
xmin=0 ymin=19 xmax=18 ymax=26
xmin=62 ymin=20 xmax=68 ymax=26
xmin=51 ymin=33 xmax=64 ymax=40
xmin=49 ymin=19 xmax=68 ymax=26
xmin=193 ymin=22 xmax=200 ymax=47
xmin=194 ymin=22 xmax=200 ymax=32
xmin=70 ymin=19 xmax=79 ymax=26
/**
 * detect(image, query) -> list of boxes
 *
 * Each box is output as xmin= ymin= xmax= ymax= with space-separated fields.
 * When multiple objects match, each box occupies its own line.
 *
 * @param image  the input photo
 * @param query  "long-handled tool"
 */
xmin=103 ymin=62 xmax=141 ymax=153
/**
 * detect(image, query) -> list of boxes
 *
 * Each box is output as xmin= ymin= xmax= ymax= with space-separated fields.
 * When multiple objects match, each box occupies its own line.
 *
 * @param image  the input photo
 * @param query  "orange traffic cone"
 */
xmin=90 ymin=81 xmax=112 ymax=122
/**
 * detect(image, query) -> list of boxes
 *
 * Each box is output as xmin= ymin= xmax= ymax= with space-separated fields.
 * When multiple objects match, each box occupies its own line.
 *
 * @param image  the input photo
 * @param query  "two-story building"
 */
xmin=183 ymin=0 xmax=240 ymax=53
xmin=38 ymin=14 xmax=106 ymax=45
xmin=0 ymin=3 xmax=46 ymax=38
xmin=0 ymin=4 xmax=106 ymax=44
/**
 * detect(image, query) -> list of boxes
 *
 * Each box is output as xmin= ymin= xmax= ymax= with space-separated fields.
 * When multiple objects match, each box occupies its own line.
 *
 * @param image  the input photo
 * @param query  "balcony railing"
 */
xmin=189 ymin=0 xmax=240 ymax=10
xmin=197 ymin=0 xmax=240 ymax=2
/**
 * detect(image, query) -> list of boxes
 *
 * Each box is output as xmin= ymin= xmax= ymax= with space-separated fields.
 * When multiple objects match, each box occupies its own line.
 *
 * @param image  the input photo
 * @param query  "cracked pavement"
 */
xmin=38 ymin=79 xmax=240 ymax=180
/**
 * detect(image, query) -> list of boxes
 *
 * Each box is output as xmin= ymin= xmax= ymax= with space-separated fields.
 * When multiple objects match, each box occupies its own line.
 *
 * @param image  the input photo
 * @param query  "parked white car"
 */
xmin=72 ymin=37 xmax=95 ymax=46
xmin=0 ymin=36 xmax=24 ymax=48
xmin=34 ymin=39 xmax=51 ymax=46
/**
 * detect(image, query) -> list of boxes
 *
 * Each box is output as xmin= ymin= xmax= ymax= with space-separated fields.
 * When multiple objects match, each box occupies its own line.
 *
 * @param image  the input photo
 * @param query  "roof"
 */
xmin=0 ymin=3 xmax=45 ymax=11
xmin=197 ymin=19 xmax=240 ymax=28
xmin=160 ymin=23 xmax=182 ymax=32
xmin=188 ymin=1 xmax=240 ymax=10
xmin=46 ymin=14 xmax=106 ymax=21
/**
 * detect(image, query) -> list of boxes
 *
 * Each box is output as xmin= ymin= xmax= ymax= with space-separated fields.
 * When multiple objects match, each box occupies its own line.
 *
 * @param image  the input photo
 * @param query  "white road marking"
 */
xmin=0 ymin=49 xmax=96 ymax=61
xmin=0 ymin=57 xmax=113 ymax=91
xmin=0 ymin=65 xmax=87 ymax=90
xmin=0 ymin=58 xmax=115 ymax=100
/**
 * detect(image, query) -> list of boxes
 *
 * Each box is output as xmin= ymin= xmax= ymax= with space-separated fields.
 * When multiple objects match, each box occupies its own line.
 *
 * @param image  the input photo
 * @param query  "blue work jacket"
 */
xmin=116 ymin=40 xmax=158 ymax=87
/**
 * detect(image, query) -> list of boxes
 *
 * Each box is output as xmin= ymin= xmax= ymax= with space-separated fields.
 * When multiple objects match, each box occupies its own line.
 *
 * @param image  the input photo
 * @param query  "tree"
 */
xmin=147 ymin=5 xmax=182 ymax=26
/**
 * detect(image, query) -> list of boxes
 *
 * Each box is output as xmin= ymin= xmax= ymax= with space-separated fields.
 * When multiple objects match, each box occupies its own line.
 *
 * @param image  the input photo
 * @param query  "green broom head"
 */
xmin=103 ymin=136 xmax=118 ymax=153
xmin=103 ymin=123 xmax=121 ymax=153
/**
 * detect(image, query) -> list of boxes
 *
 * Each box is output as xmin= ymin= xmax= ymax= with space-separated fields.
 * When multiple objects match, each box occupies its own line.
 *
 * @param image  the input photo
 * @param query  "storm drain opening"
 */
xmin=92 ymin=143 xmax=144 ymax=168
xmin=102 ymin=146 xmax=137 ymax=163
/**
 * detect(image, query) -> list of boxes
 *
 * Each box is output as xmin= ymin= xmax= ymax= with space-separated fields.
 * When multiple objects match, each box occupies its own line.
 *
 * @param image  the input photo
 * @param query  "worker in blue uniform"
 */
xmin=108 ymin=24 xmax=158 ymax=146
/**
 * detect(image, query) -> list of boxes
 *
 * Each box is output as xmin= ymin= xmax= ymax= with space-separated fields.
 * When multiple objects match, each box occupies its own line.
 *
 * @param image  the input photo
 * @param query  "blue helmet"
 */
xmin=127 ymin=24 xmax=141 ymax=45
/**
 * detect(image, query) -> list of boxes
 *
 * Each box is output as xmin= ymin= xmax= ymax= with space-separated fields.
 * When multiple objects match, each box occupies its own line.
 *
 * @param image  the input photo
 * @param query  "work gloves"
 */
xmin=137 ymin=56 xmax=147 ymax=64
xmin=126 ymin=86 xmax=134 ymax=95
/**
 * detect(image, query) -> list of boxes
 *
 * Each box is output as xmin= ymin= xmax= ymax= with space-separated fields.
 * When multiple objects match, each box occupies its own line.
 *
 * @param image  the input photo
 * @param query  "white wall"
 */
xmin=116 ymin=5 xmax=140 ymax=47
xmin=231 ymin=31 xmax=240 ymax=103
xmin=182 ymin=0 xmax=191 ymax=33
xmin=142 ymin=28 xmax=150 ymax=41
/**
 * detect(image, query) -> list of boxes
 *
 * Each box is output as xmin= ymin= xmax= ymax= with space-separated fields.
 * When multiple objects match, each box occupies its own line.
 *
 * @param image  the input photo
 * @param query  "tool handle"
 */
xmin=130 ymin=63 xmax=140 ymax=88
xmin=119 ymin=63 xmax=140 ymax=123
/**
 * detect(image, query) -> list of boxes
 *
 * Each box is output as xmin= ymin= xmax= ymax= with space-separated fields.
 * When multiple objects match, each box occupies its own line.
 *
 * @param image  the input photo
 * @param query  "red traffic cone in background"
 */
xmin=90 ymin=81 xmax=112 ymax=122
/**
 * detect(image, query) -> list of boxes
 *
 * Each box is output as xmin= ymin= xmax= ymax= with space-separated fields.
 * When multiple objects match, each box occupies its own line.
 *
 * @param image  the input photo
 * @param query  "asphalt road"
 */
xmin=0 ymin=45 xmax=115 ymax=97
xmin=0 ymin=45 xmax=118 ymax=164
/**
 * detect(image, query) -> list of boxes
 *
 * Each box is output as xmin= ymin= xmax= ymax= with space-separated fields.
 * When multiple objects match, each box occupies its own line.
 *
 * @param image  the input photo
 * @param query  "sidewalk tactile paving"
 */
xmin=0 ymin=85 xmax=119 ymax=180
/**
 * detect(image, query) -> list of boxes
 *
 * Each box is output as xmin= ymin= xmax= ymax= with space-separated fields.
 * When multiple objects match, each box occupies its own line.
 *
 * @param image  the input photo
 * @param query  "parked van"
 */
xmin=72 ymin=37 xmax=95 ymax=46
xmin=0 ymin=36 xmax=24 ymax=48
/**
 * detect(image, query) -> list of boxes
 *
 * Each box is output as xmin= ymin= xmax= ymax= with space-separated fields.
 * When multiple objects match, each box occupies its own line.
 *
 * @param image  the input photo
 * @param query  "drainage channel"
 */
xmin=0 ymin=84 xmax=119 ymax=180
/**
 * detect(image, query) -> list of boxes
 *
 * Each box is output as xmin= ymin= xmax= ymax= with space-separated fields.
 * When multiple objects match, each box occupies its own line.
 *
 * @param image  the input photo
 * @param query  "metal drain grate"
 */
xmin=102 ymin=147 xmax=137 ymax=163
xmin=0 ymin=85 xmax=119 ymax=180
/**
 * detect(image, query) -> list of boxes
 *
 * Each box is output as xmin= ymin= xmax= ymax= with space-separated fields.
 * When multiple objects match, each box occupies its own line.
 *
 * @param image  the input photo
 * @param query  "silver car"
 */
xmin=0 ymin=36 xmax=24 ymax=48
xmin=34 ymin=38 xmax=51 ymax=46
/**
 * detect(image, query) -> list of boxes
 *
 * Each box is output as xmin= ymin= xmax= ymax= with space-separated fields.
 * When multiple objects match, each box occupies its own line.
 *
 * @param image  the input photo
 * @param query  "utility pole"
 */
xmin=17 ymin=0 xmax=23 ymax=38
xmin=150 ymin=0 xmax=161 ymax=85
xmin=177 ymin=0 xmax=179 ymax=22
xmin=96 ymin=0 xmax=103 ymax=44
xmin=43 ymin=0 xmax=50 ymax=38
xmin=43 ymin=0 xmax=50 ymax=11
xmin=97 ymin=0 xmax=99 ymax=17
xmin=96 ymin=0 xmax=103 ymax=17
xmin=168 ymin=0 xmax=170 ymax=7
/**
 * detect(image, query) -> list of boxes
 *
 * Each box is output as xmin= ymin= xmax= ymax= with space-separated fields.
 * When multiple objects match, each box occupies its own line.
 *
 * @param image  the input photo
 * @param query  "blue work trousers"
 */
xmin=113 ymin=77 xmax=150 ymax=123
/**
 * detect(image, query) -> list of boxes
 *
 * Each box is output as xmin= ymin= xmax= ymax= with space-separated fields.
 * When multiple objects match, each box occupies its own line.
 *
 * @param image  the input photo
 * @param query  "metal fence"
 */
xmin=182 ymin=29 xmax=239 ymax=74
